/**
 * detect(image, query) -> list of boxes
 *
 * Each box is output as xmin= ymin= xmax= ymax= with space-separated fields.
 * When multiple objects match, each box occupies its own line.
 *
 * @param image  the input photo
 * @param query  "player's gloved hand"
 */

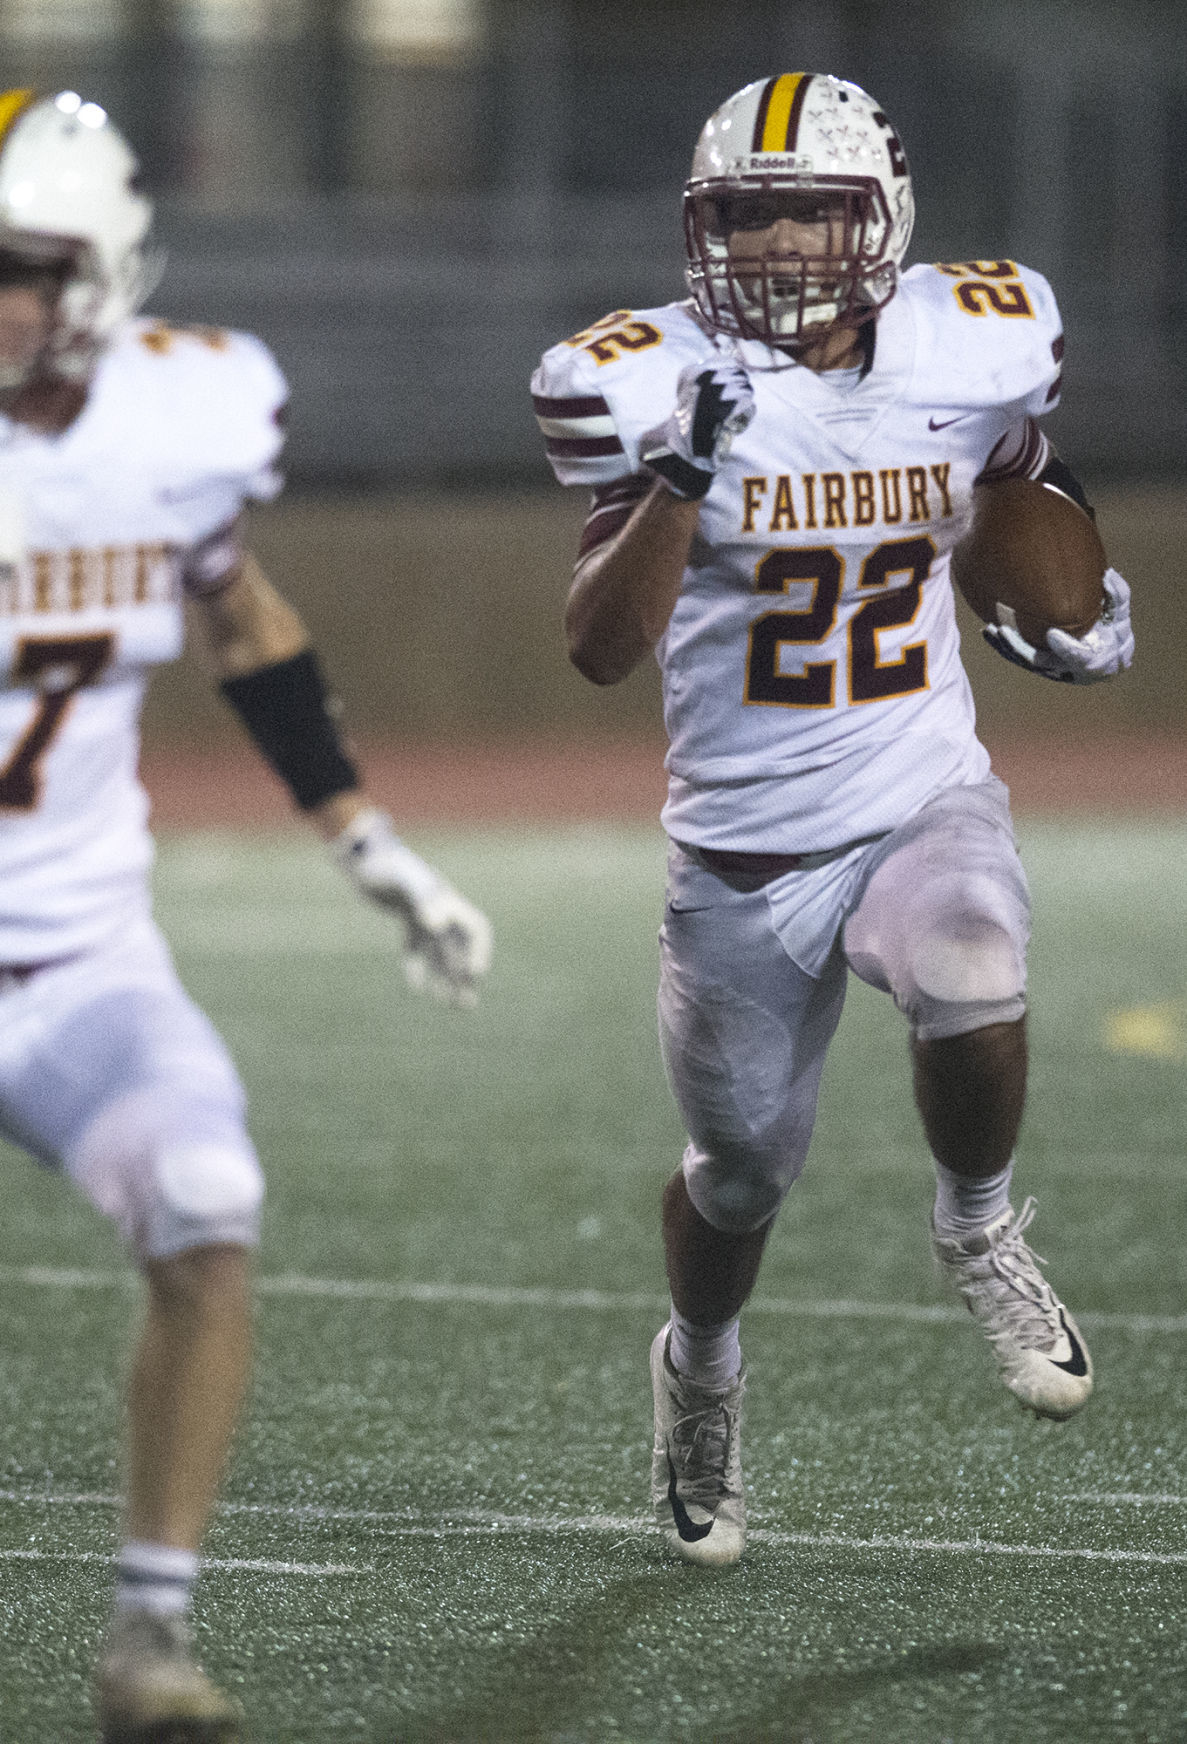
xmin=982 ymin=567 xmax=1134 ymax=684
xmin=639 ymin=360 xmax=756 ymax=500
xmin=331 ymin=807 xmax=492 ymax=1008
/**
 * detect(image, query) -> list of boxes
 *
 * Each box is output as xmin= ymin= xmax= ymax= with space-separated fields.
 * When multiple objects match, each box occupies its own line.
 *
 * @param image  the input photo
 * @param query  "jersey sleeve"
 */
xmin=1013 ymin=264 xmax=1064 ymax=418
xmin=171 ymin=325 xmax=287 ymax=505
xmin=125 ymin=320 xmax=287 ymax=510
xmin=220 ymin=329 xmax=288 ymax=503
xmin=531 ymin=361 xmax=631 ymax=487
xmin=901 ymin=261 xmax=1066 ymax=490
xmin=975 ymin=415 xmax=1050 ymax=485
xmin=910 ymin=259 xmax=1062 ymax=403
xmin=108 ymin=321 xmax=288 ymax=587
xmin=531 ymin=303 xmax=721 ymax=488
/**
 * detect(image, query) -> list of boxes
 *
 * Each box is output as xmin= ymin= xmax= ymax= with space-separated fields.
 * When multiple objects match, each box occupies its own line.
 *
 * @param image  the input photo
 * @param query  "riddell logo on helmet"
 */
xmin=742 ymin=154 xmax=813 ymax=172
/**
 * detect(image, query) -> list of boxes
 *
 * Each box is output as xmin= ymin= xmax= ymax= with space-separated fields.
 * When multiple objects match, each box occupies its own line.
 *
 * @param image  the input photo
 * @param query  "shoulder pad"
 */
xmin=901 ymin=261 xmax=1063 ymax=415
xmin=107 ymin=320 xmax=287 ymax=496
xmin=532 ymin=302 xmax=722 ymax=485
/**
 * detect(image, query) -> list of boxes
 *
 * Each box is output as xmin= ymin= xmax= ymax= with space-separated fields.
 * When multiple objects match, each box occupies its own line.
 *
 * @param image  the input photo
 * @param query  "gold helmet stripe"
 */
xmin=754 ymin=73 xmax=810 ymax=154
xmin=0 ymin=88 xmax=36 ymax=148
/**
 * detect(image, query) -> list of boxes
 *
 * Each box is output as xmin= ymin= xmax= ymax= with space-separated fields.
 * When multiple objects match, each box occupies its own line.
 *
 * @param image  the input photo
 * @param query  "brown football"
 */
xmin=951 ymin=477 xmax=1107 ymax=646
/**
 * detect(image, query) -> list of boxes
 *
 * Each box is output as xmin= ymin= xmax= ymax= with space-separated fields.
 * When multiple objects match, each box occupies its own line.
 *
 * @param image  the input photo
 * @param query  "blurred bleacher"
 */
xmin=4 ymin=0 xmax=1185 ymax=486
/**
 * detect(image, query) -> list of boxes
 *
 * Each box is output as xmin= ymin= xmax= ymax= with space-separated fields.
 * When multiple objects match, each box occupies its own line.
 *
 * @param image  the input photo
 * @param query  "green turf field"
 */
xmin=0 ymin=821 xmax=1184 ymax=1742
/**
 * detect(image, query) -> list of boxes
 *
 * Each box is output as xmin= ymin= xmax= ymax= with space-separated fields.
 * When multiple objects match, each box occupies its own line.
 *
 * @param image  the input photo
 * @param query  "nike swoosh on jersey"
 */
xmin=1050 ymin=1311 xmax=1089 ymax=1377
xmin=666 ymin=1457 xmax=714 ymax=1542
xmin=928 ymin=414 xmax=968 ymax=430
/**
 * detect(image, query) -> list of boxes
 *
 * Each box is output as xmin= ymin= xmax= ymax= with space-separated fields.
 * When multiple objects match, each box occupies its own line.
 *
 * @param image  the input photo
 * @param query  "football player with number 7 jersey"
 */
xmin=533 ymin=72 xmax=1133 ymax=1569
xmin=0 ymin=91 xmax=492 ymax=1739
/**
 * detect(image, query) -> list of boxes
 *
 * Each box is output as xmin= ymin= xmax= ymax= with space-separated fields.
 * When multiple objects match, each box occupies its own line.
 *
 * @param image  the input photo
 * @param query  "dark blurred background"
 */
xmin=8 ymin=0 xmax=1185 ymax=485
xmin=7 ymin=0 xmax=1182 ymax=752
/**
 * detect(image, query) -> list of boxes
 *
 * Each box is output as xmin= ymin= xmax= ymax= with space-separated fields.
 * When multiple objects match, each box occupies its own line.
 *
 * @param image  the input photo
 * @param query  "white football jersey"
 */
xmin=0 ymin=319 xmax=284 ymax=961
xmin=533 ymin=261 xmax=1063 ymax=851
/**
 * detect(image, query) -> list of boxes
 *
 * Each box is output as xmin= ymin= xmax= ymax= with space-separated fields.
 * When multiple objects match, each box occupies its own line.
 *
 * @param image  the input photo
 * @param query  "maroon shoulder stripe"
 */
xmin=532 ymin=392 xmax=611 ymax=419
xmin=545 ymin=434 xmax=624 ymax=458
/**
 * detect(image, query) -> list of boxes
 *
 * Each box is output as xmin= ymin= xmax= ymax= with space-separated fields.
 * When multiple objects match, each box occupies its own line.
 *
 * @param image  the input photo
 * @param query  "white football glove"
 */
xmin=981 ymin=566 xmax=1134 ymax=684
xmin=331 ymin=808 xmax=492 ymax=1008
xmin=639 ymin=359 xmax=756 ymax=500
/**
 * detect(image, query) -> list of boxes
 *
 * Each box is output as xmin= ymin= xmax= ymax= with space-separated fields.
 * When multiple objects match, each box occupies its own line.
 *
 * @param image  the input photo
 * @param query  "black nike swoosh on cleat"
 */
xmin=667 ymin=1455 xmax=714 ymax=1542
xmin=1051 ymin=1311 xmax=1089 ymax=1377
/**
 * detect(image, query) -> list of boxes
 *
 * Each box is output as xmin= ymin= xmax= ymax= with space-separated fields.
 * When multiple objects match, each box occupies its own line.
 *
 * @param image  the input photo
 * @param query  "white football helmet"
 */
xmin=684 ymin=73 xmax=915 ymax=348
xmin=0 ymin=88 xmax=156 ymax=385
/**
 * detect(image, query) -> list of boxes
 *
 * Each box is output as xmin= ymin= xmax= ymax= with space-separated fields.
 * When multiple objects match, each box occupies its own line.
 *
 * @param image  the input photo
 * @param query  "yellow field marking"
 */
xmin=1104 ymin=1001 xmax=1187 ymax=1060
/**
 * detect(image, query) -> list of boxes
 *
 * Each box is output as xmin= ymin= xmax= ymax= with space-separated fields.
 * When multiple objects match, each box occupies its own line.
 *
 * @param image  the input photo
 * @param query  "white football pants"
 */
xmin=659 ymin=777 xmax=1030 ymax=1233
xmin=0 ymin=917 xmax=263 ymax=1259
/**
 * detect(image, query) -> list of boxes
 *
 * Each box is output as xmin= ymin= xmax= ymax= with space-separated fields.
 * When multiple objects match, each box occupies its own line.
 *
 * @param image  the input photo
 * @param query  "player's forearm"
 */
xmin=196 ymin=552 xmax=363 ymax=816
xmin=194 ymin=553 xmax=309 ymax=679
xmin=565 ymin=480 xmax=699 ymax=684
xmin=309 ymin=787 xmax=369 ymax=841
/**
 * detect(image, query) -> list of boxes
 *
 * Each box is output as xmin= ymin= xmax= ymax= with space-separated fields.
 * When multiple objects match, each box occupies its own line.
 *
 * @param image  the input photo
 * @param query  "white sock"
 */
xmin=668 ymin=1305 xmax=742 ymax=1391
xmin=115 ymin=1540 xmax=199 ymax=1618
xmin=932 ymin=1158 xmax=1014 ymax=1240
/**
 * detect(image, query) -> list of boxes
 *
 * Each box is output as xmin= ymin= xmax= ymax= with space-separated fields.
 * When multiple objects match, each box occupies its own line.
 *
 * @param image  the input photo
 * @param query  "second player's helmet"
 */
xmin=684 ymin=73 xmax=915 ymax=347
xmin=0 ymin=88 xmax=155 ymax=384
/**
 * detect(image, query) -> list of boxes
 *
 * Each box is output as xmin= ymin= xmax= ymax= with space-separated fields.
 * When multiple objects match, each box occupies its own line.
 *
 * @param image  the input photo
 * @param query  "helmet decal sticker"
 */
xmin=0 ymin=90 xmax=35 ymax=149
xmin=752 ymin=74 xmax=812 ymax=154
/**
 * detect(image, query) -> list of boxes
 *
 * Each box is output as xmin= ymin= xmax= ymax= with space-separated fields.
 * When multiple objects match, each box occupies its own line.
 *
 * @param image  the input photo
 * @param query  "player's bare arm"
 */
xmin=190 ymin=548 xmax=307 ymax=678
xmin=565 ymin=479 xmax=700 ymax=684
xmin=188 ymin=550 xmax=365 ymax=839
xmin=190 ymin=543 xmax=493 ymax=1006
xmin=566 ymin=356 xmax=755 ymax=683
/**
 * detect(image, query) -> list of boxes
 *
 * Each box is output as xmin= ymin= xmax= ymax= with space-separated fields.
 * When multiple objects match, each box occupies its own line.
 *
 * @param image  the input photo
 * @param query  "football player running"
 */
xmin=533 ymin=73 xmax=1132 ymax=1568
xmin=0 ymin=90 xmax=491 ymax=1738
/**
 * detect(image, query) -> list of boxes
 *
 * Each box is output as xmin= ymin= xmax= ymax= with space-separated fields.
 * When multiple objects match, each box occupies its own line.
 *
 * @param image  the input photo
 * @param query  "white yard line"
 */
xmin=0 ymin=1548 xmax=362 ymax=1574
xmin=0 ymin=1492 xmax=1184 ymax=1568
xmin=0 ymin=1263 xmax=1183 ymax=1333
xmin=742 ymin=1532 xmax=1187 ymax=1566
xmin=1061 ymin=1493 xmax=1187 ymax=1507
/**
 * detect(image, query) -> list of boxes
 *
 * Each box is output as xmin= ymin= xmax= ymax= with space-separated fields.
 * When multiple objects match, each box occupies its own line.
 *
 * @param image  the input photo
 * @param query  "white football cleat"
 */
xmin=932 ymin=1196 xmax=1093 ymax=1421
xmin=95 ymin=1608 xmax=242 ymax=1743
xmin=650 ymin=1325 xmax=746 ymax=1566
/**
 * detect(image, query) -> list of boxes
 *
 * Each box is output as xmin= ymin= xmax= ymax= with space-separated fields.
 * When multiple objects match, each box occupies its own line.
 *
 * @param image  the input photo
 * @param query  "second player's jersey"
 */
xmin=0 ymin=319 xmax=285 ymax=961
xmin=533 ymin=261 xmax=1062 ymax=851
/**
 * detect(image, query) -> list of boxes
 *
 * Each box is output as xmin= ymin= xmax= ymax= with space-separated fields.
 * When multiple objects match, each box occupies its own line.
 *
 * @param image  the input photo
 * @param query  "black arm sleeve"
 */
xmin=220 ymin=648 xmax=359 ymax=811
xmin=1038 ymin=454 xmax=1095 ymax=520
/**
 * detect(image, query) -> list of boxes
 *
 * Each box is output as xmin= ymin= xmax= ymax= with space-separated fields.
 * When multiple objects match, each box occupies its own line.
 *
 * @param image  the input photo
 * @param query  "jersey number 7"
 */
xmin=0 ymin=633 xmax=116 ymax=810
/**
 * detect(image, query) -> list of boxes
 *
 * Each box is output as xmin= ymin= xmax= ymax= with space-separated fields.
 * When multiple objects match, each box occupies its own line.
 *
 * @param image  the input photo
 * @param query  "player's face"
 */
xmin=718 ymin=191 xmax=863 ymax=368
xmin=0 ymin=282 xmax=56 ymax=389
xmin=722 ymin=191 xmax=849 ymax=274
